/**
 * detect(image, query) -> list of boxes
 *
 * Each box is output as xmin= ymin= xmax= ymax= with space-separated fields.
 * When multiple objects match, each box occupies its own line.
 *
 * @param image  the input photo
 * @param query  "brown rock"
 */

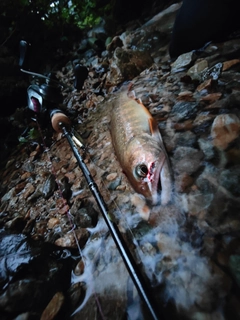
xmin=40 ymin=292 xmax=64 ymax=320
xmin=171 ymin=51 xmax=196 ymax=72
xmin=64 ymin=172 xmax=76 ymax=183
xmin=173 ymin=120 xmax=193 ymax=131
xmin=15 ymin=182 xmax=27 ymax=194
xmin=21 ymin=172 xmax=32 ymax=180
xmin=175 ymin=173 xmax=194 ymax=192
xmin=173 ymin=147 xmax=204 ymax=175
xmin=211 ymin=114 xmax=240 ymax=150
xmin=55 ymin=228 xmax=89 ymax=248
xmin=22 ymin=183 xmax=35 ymax=199
xmin=74 ymin=259 xmax=85 ymax=276
xmin=47 ymin=218 xmax=60 ymax=229
xmin=106 ymin=172 xmax=118 ymax=181
xmin=58 ymin=204 xmax=70 ymax=215
xmin=116 ymin=184 xmax=126 ymax=191
xmin=187 ymin=59 xmax=208 ymax=81
xmin=106 ymin=48 xmax=153 ymax=86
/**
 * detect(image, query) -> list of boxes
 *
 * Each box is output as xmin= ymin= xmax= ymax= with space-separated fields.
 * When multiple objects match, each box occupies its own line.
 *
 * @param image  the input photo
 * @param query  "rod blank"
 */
xmin=61 ymin=125 xmax=163 ymax=320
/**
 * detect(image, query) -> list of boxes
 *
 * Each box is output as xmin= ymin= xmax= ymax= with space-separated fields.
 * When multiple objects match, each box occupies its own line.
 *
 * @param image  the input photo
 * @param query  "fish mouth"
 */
xmin=146 ymin=159 xmax=164 ymax=205
xmin=146 ymin=156 xmax=172 ymax=206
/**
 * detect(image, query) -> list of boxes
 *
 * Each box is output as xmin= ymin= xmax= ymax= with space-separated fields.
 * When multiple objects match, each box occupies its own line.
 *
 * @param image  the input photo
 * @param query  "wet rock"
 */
xmin=217 ymin=39 xmax=240 ymax=59
xmin=172 ymin=147 xmax=204 ymax=175
xmin=0 ymin=279 xmax=45 ymax=314
xmin=202 ymin=62 xmax=223 ymax=82
xmin=198 ymin=138 xmax=216 ymax=160
xmin=229 ymin=255 xmax=240 ymax=287
xmin=193 ymin=112 xmax=215 ymax=131
xmin=107 ymin=177 xmax=122 ymax=190
xmin=74 ymin=259 xmax=85 ymax=276
xmin=22 ymin=183 xmax=35 ymax=200
xmin=41 ymin=175 xmax=57 ymax=199
xmin=106 ymin=48 xmax=153 ymax=86
xmin=27 ymin=186 xmax=42 ymax=202
xmin=106 ymin=172 xmax=118 ymax=181
xmin=55 ymin=228 xmax=89 ymax=248
xmin=211 ymin=114 xmax=240 ymax=150
xmin=14 ymin=312 xmax=31 ymax=320
xmin=34 ymin=220 xmax=48 ymax=237
xmin=75 ymin=208 xmax=93 ymax=228
xmin=1 ymin=187 xmax=15 ymax=203
xmin=226 ymin=148 xmax=240 ymax=165
xmin=107 ymin=36 xmax=123 ymax=52
xmin=47 ymin=218 xmax=60 ymax=229
xmin=5 ymin=216 xmax=26 ymax=231
xmin=187 ymin=59 xmax=208 ymax=81
xmin=22 ymin=162 xmax=35 ymax=173
xmin=196 ymin=166 xmax=219 ymax=195
xmin=58 ymin=176 xmax=72 ymax=200
xmin=22 ymin=219 xmax=35 ymax=235
xmin=40 ymin=292 xmax=64 ymax=320
xmin=71 ymin=198 xmax=98 ymax=228
xmin=5 ymin=158 xmax=16 ymax=169
xmin=15 ymin=182 xmax=27 ymax=194
xmin=175 ymin=131 xmax=197 ymax=148
xmin=175 ymin=173 xmax=194 ymax=193
xmin=119 ymin=3 xmax=180 ymax=55
xmin=0 ymin=229 xmax=72 ymax=316
xmin=219 ymin=165 xmax=240 ymax=197
xmin=66 ymin=282 xmax=85 ymax=315
xmin=171 ymin=101 xmax=199 ymax=121
xmin=72 ymin=291 xmax=127 ymax=320
xmin=211 ymin=263 xmax=232 ymax=299
xmin=171 ymin=52 xmax=196 ymax=72
xmin=182 ymin=191 xmax=213 ymax=218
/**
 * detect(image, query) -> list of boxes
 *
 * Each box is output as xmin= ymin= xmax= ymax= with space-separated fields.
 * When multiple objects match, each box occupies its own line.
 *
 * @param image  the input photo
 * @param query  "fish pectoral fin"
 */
xmin=148 ymin=118 xmax=173 ymax=177
xmin=148 ymin=118 xmax=163 ymax=143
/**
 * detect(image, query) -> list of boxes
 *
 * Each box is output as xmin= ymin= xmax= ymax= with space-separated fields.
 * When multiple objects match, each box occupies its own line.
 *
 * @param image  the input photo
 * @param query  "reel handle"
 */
xmin=19 ymin=40 xmax=31 ymax=69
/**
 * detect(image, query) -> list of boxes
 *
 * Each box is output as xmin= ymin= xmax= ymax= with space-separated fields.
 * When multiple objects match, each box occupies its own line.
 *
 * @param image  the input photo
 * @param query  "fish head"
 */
xmin=125 ymin=139 xmax=166 ymax=205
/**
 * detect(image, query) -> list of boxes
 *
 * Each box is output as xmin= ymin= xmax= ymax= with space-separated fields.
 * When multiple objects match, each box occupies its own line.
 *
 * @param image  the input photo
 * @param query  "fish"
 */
xmin=110 ymin=89 xmax=172 ymax=205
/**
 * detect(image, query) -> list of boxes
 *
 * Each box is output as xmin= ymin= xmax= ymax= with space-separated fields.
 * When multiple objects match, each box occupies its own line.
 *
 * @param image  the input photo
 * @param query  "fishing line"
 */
xmin=71 ymin=230 xmax=111 ymax=319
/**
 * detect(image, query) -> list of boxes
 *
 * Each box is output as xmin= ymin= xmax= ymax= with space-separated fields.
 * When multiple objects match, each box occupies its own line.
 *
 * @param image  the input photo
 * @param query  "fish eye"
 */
xmin=135 ymin=164 xmax=148 ymax=178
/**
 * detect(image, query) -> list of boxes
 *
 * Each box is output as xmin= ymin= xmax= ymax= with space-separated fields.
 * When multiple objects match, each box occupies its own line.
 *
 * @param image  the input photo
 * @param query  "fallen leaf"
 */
xmin=197 ymin=78 xmax=213 ymax=92
xmin=200 ymin=92 xmax=222 ymax=103
xmin=222 ymin=59 xmax=240 ymax=71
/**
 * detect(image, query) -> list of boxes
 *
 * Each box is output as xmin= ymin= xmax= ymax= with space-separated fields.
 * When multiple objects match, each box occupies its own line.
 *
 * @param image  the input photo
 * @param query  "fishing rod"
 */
xmin=50 ymin=110 xmax=162 ymax=320
xmin=19 ymin=39 xmax=163 ymax=320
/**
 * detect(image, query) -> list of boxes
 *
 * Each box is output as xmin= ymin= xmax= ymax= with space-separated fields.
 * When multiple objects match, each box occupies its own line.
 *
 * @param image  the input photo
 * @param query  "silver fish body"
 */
xmin=111 ymin=91 xmax=172 ymax=205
